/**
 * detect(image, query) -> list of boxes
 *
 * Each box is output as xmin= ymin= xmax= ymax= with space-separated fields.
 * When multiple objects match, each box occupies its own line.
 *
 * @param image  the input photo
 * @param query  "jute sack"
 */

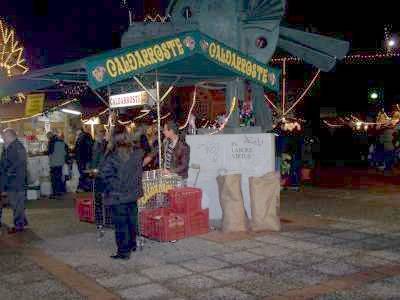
xmin=217 ymin=174 xmax=248 ymax=232
xmin=249 ymin=172 xmax=281 ymax=232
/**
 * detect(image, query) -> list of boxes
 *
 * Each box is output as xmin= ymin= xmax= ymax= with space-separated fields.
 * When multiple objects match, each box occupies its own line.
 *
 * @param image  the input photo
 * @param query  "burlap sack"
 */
xmin=217 ymin=174 xmax=248 ymax=232
xmin=249 ymin=172 xmax=281 ymax=232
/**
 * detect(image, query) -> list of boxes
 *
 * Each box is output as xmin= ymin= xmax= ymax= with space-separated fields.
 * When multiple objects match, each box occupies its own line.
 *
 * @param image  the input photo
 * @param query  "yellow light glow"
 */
xmin=0 ymin=19 xmax=29 ymax=78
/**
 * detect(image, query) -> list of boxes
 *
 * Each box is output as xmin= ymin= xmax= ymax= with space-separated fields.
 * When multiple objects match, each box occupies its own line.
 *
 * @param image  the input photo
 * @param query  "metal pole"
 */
xmin=282 ymin=58 xmax=287 ymax=115
xmin=156 ymin=80 xmax=162 ymax=169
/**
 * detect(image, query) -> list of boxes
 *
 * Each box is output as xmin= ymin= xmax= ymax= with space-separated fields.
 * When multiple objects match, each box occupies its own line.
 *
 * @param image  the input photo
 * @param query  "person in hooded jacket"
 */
xmin=98 ymin=125 xmax=143 ymax=260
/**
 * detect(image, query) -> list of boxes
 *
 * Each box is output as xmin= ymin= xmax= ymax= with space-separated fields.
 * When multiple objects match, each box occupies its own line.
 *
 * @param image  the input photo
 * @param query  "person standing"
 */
xmin=75 ymin=128 xmax=94 ymax=192
xmin=162 ymin=121 xmax=190 ymax=181
xmin=98 ymin=125 xmax=143 ymax=260
xmin=91 ymin=129 xmax=108 ymax=230
xmin=47 ymin=131 xmax=67 ymax=198
xmin=92 ymin=129 xmax=108 ymax=170
xmin=381 ymin=126 xmax=396 ymax=173
xmin=0 ymin=128 xmax=28 ymax=234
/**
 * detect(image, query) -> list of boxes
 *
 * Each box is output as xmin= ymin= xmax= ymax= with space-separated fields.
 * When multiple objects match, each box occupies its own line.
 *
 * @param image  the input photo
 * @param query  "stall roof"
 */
xmin=0 ymin=31 xmax=280 ymax=98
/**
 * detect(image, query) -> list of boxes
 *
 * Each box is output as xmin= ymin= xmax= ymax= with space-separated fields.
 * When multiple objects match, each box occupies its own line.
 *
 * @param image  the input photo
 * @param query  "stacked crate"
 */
xmin=140 ymin=187 xmax=209 ymax=242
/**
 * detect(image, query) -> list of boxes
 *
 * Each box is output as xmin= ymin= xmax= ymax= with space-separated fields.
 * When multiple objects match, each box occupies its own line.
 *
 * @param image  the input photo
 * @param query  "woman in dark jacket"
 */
xmin=98 ymin=125 xmax=143 ymax=260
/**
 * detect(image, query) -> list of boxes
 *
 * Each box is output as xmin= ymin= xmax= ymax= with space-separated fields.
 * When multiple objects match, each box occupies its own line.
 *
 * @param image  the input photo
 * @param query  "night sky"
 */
xmin=1 ymin=0 xmax=399 ymax=113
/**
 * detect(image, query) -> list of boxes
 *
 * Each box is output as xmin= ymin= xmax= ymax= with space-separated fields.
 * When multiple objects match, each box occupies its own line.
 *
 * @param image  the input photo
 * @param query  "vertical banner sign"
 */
xmin=25 ymin=93 xmax=45 ymax=116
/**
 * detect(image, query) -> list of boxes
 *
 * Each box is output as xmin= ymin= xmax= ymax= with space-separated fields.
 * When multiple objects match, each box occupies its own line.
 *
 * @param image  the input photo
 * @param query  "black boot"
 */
xmin=110 ymin=253 xmax=130 ymax=260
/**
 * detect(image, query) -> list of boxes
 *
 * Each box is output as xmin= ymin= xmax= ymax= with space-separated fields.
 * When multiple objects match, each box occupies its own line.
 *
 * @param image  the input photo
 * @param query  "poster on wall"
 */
xmin=25 ymin=93 xmax=45 ymax=116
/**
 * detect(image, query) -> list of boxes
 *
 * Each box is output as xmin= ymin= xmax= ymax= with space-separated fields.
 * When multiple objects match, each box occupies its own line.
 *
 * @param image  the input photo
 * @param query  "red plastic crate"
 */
xmin=185 ymin=209 xmax=209 ymax=237
xmin=75 ymin=195 xmax=95 ymax=223
xmin=140 ymin=208 xmax=186 ymax=242
xmin=168 ymin=187 xmax=202 ymax=214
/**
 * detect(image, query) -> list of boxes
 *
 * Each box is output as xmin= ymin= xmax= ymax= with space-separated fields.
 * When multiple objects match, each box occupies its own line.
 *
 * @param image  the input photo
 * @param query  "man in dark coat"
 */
xmin=0 ymin=128 xmax=28 ymax=233
xmin=75 ymin=128 xmax=94 ymax=192
xmin=162 ymin=121 xmax=190 ymax=180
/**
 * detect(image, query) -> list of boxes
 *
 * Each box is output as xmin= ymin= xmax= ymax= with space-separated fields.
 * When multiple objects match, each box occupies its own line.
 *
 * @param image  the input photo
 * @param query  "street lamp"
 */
xmin=370 ymin=92 xmax=379 ymax=100
xmin=388 ymin=38 xmax=396 ymax=48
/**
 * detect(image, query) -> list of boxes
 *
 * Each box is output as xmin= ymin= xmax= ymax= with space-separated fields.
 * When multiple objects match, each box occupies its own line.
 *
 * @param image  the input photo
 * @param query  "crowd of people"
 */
xmin=0 ymin=121 xmax=190 ymax=260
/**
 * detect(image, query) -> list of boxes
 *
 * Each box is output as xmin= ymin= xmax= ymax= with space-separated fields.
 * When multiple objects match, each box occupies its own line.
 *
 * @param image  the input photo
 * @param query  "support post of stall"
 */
xmin=156 ymin=80 xmax=162 ymax=169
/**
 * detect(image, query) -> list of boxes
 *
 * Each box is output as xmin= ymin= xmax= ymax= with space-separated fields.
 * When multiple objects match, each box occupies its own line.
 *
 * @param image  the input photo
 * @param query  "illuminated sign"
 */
xmin=86 ymin=31 xmax=280 ymax=92
xmin=109 ymin=90 xmax=154 ymax=108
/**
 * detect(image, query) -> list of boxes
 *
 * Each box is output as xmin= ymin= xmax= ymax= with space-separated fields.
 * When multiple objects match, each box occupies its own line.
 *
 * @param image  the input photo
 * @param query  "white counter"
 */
xmin=186 ymin=133 xmax=276 ymax=219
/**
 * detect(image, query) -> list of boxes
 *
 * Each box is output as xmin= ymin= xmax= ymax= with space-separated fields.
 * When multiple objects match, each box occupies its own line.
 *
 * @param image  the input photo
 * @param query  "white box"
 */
xmin=27 ymin=190 xmax=40 ymax=200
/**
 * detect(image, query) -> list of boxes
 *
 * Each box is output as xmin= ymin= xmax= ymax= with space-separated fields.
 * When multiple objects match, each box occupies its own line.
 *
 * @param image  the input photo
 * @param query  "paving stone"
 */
xmin=19 ymin=279 xmax=71 ymax=298
xmin=141 ymin=265 xmax=192 ymax=281
xmin=247 ymin=244 xmax=293 ymax=258
xmin=343 ymin=254 xmax=392 ymax=269
xmin=234 ymin=276 xmax=304 ymax=297
xmin=75 ymin=264 xmax=112 ymax=279
xmin=243 ymin=258 xmax=294 ymax=276
xmin=118 ymin=283 xmax=174 ymax=300
xmin=345 ymin=240 xmax=391 ymax=252
xmin=97 ymin=273 xmax=151 ymax=289
xmin=384 ymin=232 xmax=400 ymax=242
xmin=282 ymin=251 xmax=326 ymax=267
xmin=43 ymin=290 xmax=87 ymax=300
xmin=205 ymin=267 xmax=261 ymax=283
xmin=180 ymin=257 xmax=230 ymax=272
xmin=255 ymin=235 xmax=296 ymax=245
xmin=217 ymin=251 xmax=265 ymax=265
xmin=0 ymin=286 xmax=17 ymax=300
xmin=310 ymin=236 xmax=347 ymax=247
xmin=0 ymin=253 xmax=37 ymax=274
xmin=329 ymin=222 xmax=364 ymax=230
xmin=226 ymin=239 xmax=266 ymax=250
xmin=330 ymin=231 xmax=372 ymax=241
xmin=125 ymin=254 xmax=166 ymax=269
xmin=306 ymin=228 xmax=347 ymax=236
xmin=280 ymin=240 xmax=321 ymax=251
xmin=306 ymin=246 xmax=356 ymax=259
xmin=368 ymin=250 xmax=400 ymax=262
xmin=281 ymin=231 xmax=323 ymax=240
xmin=275 ymin=268 xmax=332 ymax=286
xmin=311 ymin=260 xmax=361 ymax=276
xmin=165 ymin=274 xmax=220 ymax=293
xmin=0 ymin=266 xmax=52 ymax=285
xmin=315 ymin=290 xmax=374 ymax=300
xmin=357 ymin=227 xmax=392 ymax=235
xmin=316 ymin=276 xmax=400 ymax=300
xmin=360 ymin=237 xmax=400 ymax=250
xmin=192 ymin=287 xmax=255 ymax=300
xmin=343 ymin=219 xmax=379 ymax=227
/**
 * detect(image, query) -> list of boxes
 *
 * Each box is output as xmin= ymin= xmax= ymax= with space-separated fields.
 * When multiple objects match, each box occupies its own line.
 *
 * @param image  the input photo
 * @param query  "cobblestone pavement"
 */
xmin=1 ymin=186 xmax=400 ymax=300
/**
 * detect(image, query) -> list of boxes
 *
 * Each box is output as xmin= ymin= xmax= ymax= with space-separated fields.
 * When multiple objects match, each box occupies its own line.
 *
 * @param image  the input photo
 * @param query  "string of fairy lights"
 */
xmin=2 ymin=17 xmax=399 ymax=134
xmin=271 ymin=52 xmax=400 ymax=65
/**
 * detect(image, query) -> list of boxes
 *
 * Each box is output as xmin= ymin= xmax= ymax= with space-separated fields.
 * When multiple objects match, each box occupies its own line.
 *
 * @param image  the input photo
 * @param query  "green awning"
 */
xmin=0 ymin=30 xmax=280 ymax=98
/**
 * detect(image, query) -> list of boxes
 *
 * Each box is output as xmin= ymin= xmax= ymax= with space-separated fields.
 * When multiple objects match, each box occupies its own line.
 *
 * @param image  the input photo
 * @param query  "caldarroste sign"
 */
xmin=109 ymin=90 xmax=154 ymax=108
xmin=86 ymin=31 xmax=280 ymax=92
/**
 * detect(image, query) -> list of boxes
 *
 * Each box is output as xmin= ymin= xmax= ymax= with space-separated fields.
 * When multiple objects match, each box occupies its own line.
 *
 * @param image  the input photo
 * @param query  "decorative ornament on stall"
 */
xmin=0 ymin=19 xmax=29 ymax=104
xmin=239 ymin=83 xmax=255 ymax=127
xmin=63 ymin=84 xmax=88 ymax=98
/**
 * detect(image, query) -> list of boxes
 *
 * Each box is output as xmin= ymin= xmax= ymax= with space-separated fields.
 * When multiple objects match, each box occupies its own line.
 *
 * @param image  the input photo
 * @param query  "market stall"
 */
xmin=0 ymin=0 xmax=349 ymax=242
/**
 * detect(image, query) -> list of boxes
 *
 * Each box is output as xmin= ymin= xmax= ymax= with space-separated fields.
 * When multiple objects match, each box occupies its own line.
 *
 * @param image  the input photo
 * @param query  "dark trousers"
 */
xmin=111 ymin=202 xmax=137 ymax=256
xmin=94 ymin=192 xmax=104 ymax=226
xmin=384 ymin=150 xmax=395 ymax=171
xmin=1 ymin=191 xmax=28 ymax=229
xmin=77 ymin=161 xmax=90 ymax=191
xmin=50 ymin=166 xmax=65 ymax=196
